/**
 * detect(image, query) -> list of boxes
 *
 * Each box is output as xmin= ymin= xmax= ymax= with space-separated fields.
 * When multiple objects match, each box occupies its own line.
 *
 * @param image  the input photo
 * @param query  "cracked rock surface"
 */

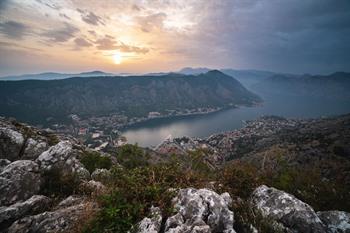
xmin=7 ymin=197 xmax=97 ymax=233
xmin=251 ymin=185 xmax=327 ymax=233
xmin=317 ymin=211 xmax=350 ymax=233
xmin=0 ymin=160 xmax=42 ymax=206
xmin=164 ymin=188 xmax=235 ymax=233
xmin=36 ymin=141 xmax=90 ymax=181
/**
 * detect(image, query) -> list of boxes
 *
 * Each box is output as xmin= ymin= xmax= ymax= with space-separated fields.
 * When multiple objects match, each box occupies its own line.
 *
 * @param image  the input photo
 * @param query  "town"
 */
xmin=46 ymin=106 xmax=224 ymax=152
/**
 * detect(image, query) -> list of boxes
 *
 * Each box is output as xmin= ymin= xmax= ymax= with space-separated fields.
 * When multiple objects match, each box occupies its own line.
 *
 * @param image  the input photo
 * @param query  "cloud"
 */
xmin=0 ymin=41 xmax=42 ymax=52
xmin=35 ymin=0 xmax=61 ymax=10
xmin=95 ymin=36 xmax=117 ymax=50
xmin=59 ymin=13 xmax=71 ymax=20
xmin=94 ymin=35 xmax=149 ymax=54
xmin=135 ymin=12 xmax=167 ymax=32
xmin=0 ymin=0 xmax=8 ymax=12
xmin=41 ymin=23 xmax=79 ymax=42
xmin=0 ymin=21 xmax=28 ymax=39
xmin=77 ymin=9 xmax=104 ymax=26
xmin=74 ymin=37 xmax=92 ymax=47
xmin=132 ymin=4 xmax=141 ymax=11
xmin=116 ymin=43 xmax=149 ymax=54
xmin=88 ymin=30 xmax=97 ymax=36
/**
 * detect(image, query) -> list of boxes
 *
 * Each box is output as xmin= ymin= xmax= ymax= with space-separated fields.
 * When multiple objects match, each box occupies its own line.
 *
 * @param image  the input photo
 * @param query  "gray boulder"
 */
xmin=7 ymin=199 xmax=97 ymax=233
xmin=0 ymin=159 xmax=11 ymax=171
xmin=0 ymin=195 xmax=51 ymax=228
xmin=164 ymin=188 xmax=235 ymax=233
xmin=136 ymin=206 xmax=163 ymax=233
xmin=55 ymin=196 xmax=85 ymax=209
xmin=0 ymin=126 xmax=24 ymax=161
xmin=22 ymin=138 xmax=48 ymax=160
xmin=36 ymin=141 xmax=90 ymax=181
xmin=0 ymin=160 xmax=42 ymax=206
xmin=250 ymin=185 xmax=327 ymax=233
xmin=317 ymin=211 xmax=350 ymax=233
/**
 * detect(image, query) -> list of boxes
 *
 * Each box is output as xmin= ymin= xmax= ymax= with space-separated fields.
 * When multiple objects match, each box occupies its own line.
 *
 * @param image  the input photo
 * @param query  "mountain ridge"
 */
xmin=0 ymin=70 xmax=261 ymax=124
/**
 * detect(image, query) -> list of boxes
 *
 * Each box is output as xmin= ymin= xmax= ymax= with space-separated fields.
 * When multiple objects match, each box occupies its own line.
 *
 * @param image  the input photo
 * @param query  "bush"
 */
xmin=115 ymin=144 xmax=150 ymax=169
xmin=233 ymin=200 xmax=284 ymax=233
xmin=264 ymin=164 xmax=350 ymax=212
xmin=83 ymin=159 xmax=214 ymax=232
xmin=41 ymin=168 xmax=79 ymax=198
xmin=81 ymin=151 xmax=112 ymax=174
xmin=218 ymin=161 xmax=263 ymax=198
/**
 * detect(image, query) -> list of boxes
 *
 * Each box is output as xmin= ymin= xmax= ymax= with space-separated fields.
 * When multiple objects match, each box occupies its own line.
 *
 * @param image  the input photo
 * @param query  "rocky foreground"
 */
xmin=1 ymin=116 xmax=350 ymax=232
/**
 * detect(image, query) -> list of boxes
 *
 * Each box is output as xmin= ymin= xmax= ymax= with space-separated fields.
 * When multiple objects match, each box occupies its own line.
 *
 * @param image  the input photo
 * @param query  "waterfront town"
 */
xmin=46 ymin=106 xmax=223 ymax=151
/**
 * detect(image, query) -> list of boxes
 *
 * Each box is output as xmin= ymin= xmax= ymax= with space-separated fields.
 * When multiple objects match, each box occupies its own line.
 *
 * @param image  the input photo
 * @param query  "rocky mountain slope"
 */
xmin=1 ymin=116 xmax=350 ymax=232
xmin=157 ymin=114 xmax=350 ymax=167
xmin=0 ymin=70 xmax=261 ymax=124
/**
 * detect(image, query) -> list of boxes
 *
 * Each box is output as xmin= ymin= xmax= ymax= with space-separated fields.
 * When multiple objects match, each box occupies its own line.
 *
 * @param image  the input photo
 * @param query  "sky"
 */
xmin=0 ymin=0 xmax=350 ymax=76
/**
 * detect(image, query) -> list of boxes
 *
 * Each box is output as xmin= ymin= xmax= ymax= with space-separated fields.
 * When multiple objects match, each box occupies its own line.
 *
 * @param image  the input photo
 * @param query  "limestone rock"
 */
xmin=0 ymin=195 xmax=51 ymax=229
xmin=0 ymin=160 xmax=42 ymax=206
xmin=0 ymin=159 xmax=11 ymax=171
xmin=164 ymin=188 xmax=235 ymax=233
xmin=36 ymin=141 xmax=90 ymax=181
xmin=55 ymin=196 xmax=85 ymax=209
xmin=250 ymin=185 xmax=327 ymax=233
xmin=0 ymin=126 xmax=24 ymax=161
xmin=7 ymin=200 xmax=97 ymax=233
xmin=22 ymin=138 xmax=48 ymax=160
xmin=136 ymin=206 xmax=162 ymax=233
xmin=317 ymin=211 xmax=350 ymax=233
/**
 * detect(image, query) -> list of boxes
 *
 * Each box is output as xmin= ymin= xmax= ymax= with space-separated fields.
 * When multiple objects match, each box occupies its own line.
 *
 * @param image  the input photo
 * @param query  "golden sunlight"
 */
xmin=113 ymin=52 xmax=122 ymax=64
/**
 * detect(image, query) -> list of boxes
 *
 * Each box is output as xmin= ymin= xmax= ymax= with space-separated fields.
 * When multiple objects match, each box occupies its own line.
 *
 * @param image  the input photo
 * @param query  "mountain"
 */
xmin=0 ymin=71 xmax=114 ymax=81
xmin=220 ymin=69 xmax=277 ymax=88
xmin=252 ymin=72 xmax=350 ymax=99
xmin=179 ymin=67 xmax=211 ymax=75
xmin=178 ymin=67 xmax=277 ymax=88
xmin=0 ymin=115 xmax=349 ymax=232
xmin=0 ymin=70 xmax=261 ymax=124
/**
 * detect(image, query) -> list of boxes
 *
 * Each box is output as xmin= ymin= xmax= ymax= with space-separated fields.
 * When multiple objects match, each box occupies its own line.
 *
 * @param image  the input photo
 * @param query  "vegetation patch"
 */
xmin=81 ymin=151 xmax=112 ymax=174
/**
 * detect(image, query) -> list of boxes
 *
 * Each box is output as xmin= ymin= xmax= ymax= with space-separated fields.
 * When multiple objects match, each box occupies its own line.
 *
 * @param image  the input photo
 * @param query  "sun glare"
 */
xmin=113 ymin=52 xmax=122 ymax=64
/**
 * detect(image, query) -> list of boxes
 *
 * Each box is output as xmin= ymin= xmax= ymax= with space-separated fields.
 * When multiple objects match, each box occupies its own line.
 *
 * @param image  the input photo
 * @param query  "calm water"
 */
xmin=121 ymin=94 xmax=350 ymax=147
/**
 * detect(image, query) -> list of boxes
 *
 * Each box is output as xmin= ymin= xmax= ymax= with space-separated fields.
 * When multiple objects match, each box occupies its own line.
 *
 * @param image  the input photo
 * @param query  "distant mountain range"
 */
xmin=0 ymin=71 xmax=115 ymax=81
xmin=179 ymin=67 xmax=350 ymax=101
xmin=251 ymin=72 xmax=350 ymax=100
xmin=178 ymin=67 xmax=277 ymax=88
xmin=0 ymin=70 xmax=261 ymax=124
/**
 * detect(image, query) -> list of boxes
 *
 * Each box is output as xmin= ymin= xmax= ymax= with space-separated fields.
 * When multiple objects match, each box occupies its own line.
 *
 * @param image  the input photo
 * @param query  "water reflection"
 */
xmin=122 ymin=94 xmax=350 ymax=147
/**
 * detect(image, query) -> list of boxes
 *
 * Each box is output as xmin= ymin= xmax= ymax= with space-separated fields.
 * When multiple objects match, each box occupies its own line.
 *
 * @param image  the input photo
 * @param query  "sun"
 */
xmin=113 ymin=52 xmax=122 ymax=64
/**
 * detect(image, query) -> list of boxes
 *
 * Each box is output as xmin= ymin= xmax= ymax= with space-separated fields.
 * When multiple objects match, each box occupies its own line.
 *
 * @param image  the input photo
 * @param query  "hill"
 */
xmin=0 ymin=71 xmax=114 ymax=81
xmin=0 ymin=115 xmax=349 ymax=232
xmin=0 ymin=70 xmax=261 ymax=124
xmin=178 ymin=67 xmax=277 ymax=88
xmin=252 ymin=72 xmax=350 ymax=99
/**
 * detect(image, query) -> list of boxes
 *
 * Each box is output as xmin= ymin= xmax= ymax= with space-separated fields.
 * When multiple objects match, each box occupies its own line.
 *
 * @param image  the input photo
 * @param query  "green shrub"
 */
xmin=115 ymin=144 xmax=150 ymax=169
xmin=81 ymin=151 xmax=112 ymax=174
xmin=233 ymin=200 xmax=284 ymax=233
xmin=83 ymin=159 xmax=215 ymax=233
xmin=41 ymin=168 xmax=79 ymax=198
xmin=218 ymin=161 xmax=263 ymax=198
xmin=264 ymin=165 xmax=350 ymax=212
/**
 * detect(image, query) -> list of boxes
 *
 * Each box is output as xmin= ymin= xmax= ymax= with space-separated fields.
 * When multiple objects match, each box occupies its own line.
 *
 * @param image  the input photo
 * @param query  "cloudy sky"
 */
xmin=0 ymin=0 xmax=349 ymax=76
